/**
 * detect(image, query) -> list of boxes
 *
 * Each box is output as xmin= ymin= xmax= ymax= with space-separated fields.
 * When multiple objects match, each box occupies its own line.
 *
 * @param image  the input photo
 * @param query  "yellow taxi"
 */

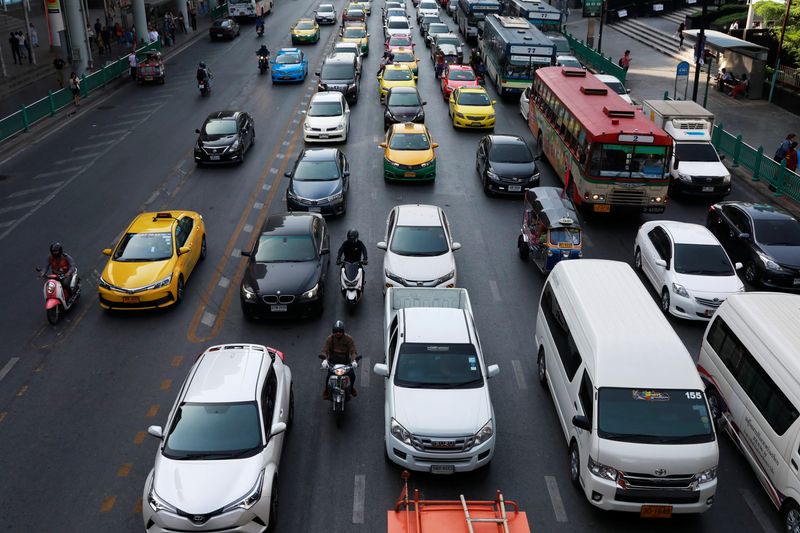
xmin=341 ymin=23 xmax=370 ymax=55
xmin=291 ymin=18 xmax=320 ymax=44
xmin=350 ymin=0 xmax=371 ymax=15
xmin=377 ymin=64 xmax=416 ymax=103
xmin=98 ymin=211 xmax=206 ymax=310
xmin=391 ymin=47 xmax=419 ymax=79
xmin=380 ymin=122 xmax=438 ymax=181
xmin=448 ymin=86 xmax=496 ymax=129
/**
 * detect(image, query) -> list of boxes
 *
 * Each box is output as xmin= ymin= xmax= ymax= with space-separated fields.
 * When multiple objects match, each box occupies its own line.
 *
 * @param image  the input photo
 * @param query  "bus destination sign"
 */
xmin=510 ymin=45 xmax=552 ymax=56
xmin=618 ymin=134 xmax=655 ymax=143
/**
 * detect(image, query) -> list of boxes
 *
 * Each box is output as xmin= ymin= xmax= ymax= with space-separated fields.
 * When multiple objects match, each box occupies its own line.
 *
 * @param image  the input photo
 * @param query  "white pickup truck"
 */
xmin=374 ymin=287 xmax=499 ymax=474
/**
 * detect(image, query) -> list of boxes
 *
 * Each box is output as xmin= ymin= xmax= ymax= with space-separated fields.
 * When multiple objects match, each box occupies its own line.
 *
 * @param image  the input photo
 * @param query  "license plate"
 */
xmin=122 ymin=296 xmax=140 ymax=303
xmin=430 ymin=464 xmax=455 ymax=474
xmin=702 ymin=186 xmax=714 ymax=192
xmin=593 ymin=204 xmax=611 ymax=213
xmin=308 ymin=207 xmax=322 ymax=212
xmin=640 ymin=505 xmax=672 ymax=518
xmin=558 ymin=242 xmax=572 ymax=249
xmin=508 ymin=185 xmax=522 ymax=192
xmin=319 ymin=134 xmax=329 ymax=139
xmin=270 ymin=304 xmax=288 ymax=312
xmin=210 ymin=155 xmax=220 ymax=161
xmin=471 ymin=122 xmax=483 ymax=126
xmin=145 ymin=76 xmax=153 ymax=80
xmin=215 ymin=33 xmax=224 ymax=37
xmin=404 ymin=172 xmax=416 ymax=178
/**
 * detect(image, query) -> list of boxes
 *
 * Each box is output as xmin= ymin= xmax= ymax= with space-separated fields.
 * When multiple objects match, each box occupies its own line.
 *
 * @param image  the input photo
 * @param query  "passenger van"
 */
xmin=535 ymin=259 xmax=718 ymax=516
xmin=696 ymin=292 xmax=800 ymax=530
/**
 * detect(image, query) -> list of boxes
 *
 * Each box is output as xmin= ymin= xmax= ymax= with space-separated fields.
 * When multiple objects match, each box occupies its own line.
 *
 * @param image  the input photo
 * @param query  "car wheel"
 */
xmin=267 ymin=475 xmax=279 ymax=532
xmin=634 ymin=247 xmax=642 ymax=272
xmin=744 ymin=260 xmax=759 ymax=286
xmin=518 ymin=235 xmax=529 ymax=261
xmin=537 ymin=347 xmax=546 ymax=386
xmin=568 ymin=441 xmax=580 ymax=488
xmin=660 ymin=287 xmax=670 ymax=314
xmin=176 ymin=276 xmax=185 ymax=305
xmin=785 ymin=501 xmax=800 ymax=533
xmin=200 ymin=235 xmax=207 ymax=260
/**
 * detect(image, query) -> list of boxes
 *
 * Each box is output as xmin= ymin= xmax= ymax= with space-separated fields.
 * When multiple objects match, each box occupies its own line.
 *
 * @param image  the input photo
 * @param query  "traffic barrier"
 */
xmin=563 ymin=31 xmax=627 ymax=84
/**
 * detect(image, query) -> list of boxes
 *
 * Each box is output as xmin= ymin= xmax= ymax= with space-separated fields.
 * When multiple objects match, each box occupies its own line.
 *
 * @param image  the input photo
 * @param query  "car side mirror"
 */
xmin=451 ymin=242 xmax=461 ymax=251
xmin=432 ymin=142 xmax=439 ymax=148
xmin=178 ymin=246 xmax=190 ymax=256
xmin=315 ymin=71 xmax=321 ymax=76
xmin=492 ymin=99 xmax=497 ymax=105
xmin=377 ymin=241 xmax=387 ymax=250
xmin=735 ymin=262 xmax=743 ymax=270
xmin=720 ymin=154 xmax=726 ymax=161
xmin=626 ymin=88 xmax=631 ymax=94
xmin=374 ymin=363 xmax=389 ymax=377
xmin=284 ymin=171 xmax=292 ymax=177
xmin=486 ymin=364 xmax=499 ymax=378
xmin=343 ymin=171 xmax=350 ymax=177
xmin=195 ymin=128 xmax=201 ymax=134
xmin=270 ymin=422 xmax=287 ymax=437
xmin=147 ymin=425 xmax=163 ymax=439
xmin=102 ymin=248 xmax=112 ymax=256
xmin=379 ymin=142 xmax=387 ymax=148
xmin=241 ymin=250 xmax=251 ymax=257
xmin=572 ymin=415 xmax=591 ymax=432
xmin=673 ymin=158 xmax=679 ymax=170
xmin=422 ymin=101 xmax=427 ymax=105
xmin=655 ymin=258 xmax=667 ymax=268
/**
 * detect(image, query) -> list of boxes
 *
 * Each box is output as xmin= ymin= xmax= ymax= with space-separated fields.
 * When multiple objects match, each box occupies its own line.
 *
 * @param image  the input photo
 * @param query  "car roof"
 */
xmin=655 ymin=221 xmax=719 ymax=245
xmin=557 ymin=54 xmax=579 ymax=61
xmin=299 ymin=147 xmax=339 ymax=161
xmin=488 ymin=134 xmax=525 ymax=146
xmin=390 ymin=122 xmax=428 ymax=134
xmin=312 ymin=91 xmax=344 ymax=102
xmin=205 ymin=110 xmax=239 ymax=120
xmin=436 ymin=32 xmax=460 ymax=40
xmin=261 ymin=212 xmax=320 ymax=235
xmin=458 ymin=86 xmax=488 ymax=94
xmin=296 ymin=17 xmax=315 ymax=23
xmin=319 ymin=3 xmax=334 ymax=7
xmin=388 ymin=15 xmax=409 ymax=21
xmin=404 ymin=308 xmax=469 ymax=343
xmin=717 ymin=201 xmax=795 ymax=221
xmin=594 ymin=73 xmax=623 ymax=84
xmin=184 ymin=344 xmax=267 ymax=403
xmin=394 ymin=204 xmax=442 ymax=226
xmin=335 ymin=41 xmax=359 ymax=48
xmin=344 ymin=22 xmax=367 ymax=28
xmin=128 ymin=211 xmax=188 ymax=233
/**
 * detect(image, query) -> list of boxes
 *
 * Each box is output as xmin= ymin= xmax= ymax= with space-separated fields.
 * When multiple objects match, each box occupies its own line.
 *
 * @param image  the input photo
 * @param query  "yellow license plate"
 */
xmin=640 ymin=505 xmax=672 ymax=518
xmin=122 ymin=296 xmax=140 ymax=303
xmin=593 ymin=204 xmax=611 ymax=213
xmin=557 ymin=242 xmax=572 ymax=249
xmin=404 ymin=172 xmax=416 ymax=178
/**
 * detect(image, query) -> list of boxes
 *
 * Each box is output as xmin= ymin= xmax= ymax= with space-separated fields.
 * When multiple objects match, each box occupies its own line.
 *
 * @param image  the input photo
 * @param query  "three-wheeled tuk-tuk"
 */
xmin=517 ymin=186 xmax=583 ymax=274
xmin=137 ymin=51 xmax=165 ymax=84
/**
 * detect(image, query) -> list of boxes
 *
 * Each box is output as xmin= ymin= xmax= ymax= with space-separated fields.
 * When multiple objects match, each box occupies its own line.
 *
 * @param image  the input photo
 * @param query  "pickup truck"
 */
xmin=374 ymin=287 xmax=499 ymax=474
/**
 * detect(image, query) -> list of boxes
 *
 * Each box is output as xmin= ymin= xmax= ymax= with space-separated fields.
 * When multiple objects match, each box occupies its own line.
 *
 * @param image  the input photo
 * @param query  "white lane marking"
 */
xmin=360 ymin=357 xmax=370 ymax=388
xmin=352 ymin=474 xmax=366 ymax=524
xmin=232 ymin=248 xmax=242 ymax=257
xmin=112 ymin=119 xmax=141 ymax=127
xmin=253 ymin=202 xmax=264 ymax=210
xmin=201 ymin=311 xmax=216 ymax=328
xmin=0 ymin=357 xmax=20 ymax=383
xmin=88 ymin=129 xmax=128 ymax=139
xmin=72 ymin=140 xmax=116 ymax=151
xmin=53 ymin=152 xmax=103 ymax=164
xmin=0 ymin=221 xmax=15 ymax=229
xmin=488 ymin=279 xmax=501 ymax=302
xmin=276 ymin=153 xmax=285 ymax=159
xmin=0 ymin=200 xmax=40 ymax=215
xmin=33 ymin=166 xmax=81 ymax=179
xmin=7 ymin=182 xmax=63 ymax=198
xmin=545 ymin=476 xmax=568 ymax=523
xmin=262 ymin=184 xmax=271 ymax=191
xmin=243 ymin=224 xmax=253 ymax=233
xmin=144 ymin=190 xmax=160 ymax=205
xmin=739 ymin=488 xmax=770 ymax=532
xmin=269 ymin=168 xmax=279 ymax=175
xmin=218 ymin=276 xmax=230 ymax=289
xmin=511 ymin=360 xmax=527 ymax=390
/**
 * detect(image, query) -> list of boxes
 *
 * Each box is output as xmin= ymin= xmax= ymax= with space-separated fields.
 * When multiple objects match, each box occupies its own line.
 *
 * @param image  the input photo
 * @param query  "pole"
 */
xmin=598 ymin=0 xmax=606 ymax=53
xmin=768 ymin=0 xmax=793 ymax=103
xmin=22 ymin=0 xmax=35 ymax=65
xmin=80 ymin=0 xmax=93 ymax=70
xmin=692 ymin=0 xmax=707 ymax=102
xmin=63 ymin=0 xmax=90 ymax=74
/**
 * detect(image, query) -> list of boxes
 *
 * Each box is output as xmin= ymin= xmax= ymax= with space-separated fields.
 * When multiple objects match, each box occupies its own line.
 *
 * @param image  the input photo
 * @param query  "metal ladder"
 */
xmin=459 ymin=492 xmax=510 ymax=533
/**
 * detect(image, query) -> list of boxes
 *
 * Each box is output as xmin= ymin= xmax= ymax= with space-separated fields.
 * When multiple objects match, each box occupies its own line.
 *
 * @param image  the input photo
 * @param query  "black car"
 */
xmin=315 ymin=3 xmax=337 ymax=24
xmin=419 ymin=15 xmax=441 ymax=38
xmin=285 ymin=148 xmax=349 ymax=215
xmin=317 ymin=53 xmax=360 ymax=103
xmin=707 ymin=201 xmax=800 ymax=290
xmin=384 ymin=87 xmax=426 ymax=129
xmin=210 ymin=18 xmax=240 ymax=40
xmin=476 ymin=134 xmax=540 ymax=195
xmin=194 ymin=111 xmax=255 ymax=165
xmin=424 ymin=23 xmax=450 ymax=47
xmin=240 ymin=212 xmax=330 ymax=319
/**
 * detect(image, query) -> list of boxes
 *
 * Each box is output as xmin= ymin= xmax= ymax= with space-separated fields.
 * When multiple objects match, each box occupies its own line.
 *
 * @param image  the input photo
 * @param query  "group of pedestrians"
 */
xmin=8 ymin=26 xmax=37 ymax=65
xmin=775 ymin=133 xmax=799 ymax=173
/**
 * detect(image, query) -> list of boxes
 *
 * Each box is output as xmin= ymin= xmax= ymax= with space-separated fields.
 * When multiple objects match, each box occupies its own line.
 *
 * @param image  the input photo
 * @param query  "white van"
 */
xmin=535 ymin=259 xmax=718 ymax=516
xmin=696 ymin=292 xmax=800 ymax=530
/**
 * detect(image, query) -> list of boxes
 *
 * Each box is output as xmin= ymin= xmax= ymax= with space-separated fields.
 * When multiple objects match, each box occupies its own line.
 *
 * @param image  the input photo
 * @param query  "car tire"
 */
xmin=267 ymin=475 xmax=279 ymax=532
xmin=568 ymin=441 xmax=580 ymax=488
xmin=200 ymin=235 xmax=207 ymax=260
xmin=660 ymin=287 xmax=670 ymax=314
xmin=176 ymin=275 xmax=185 ymax=305
xmin=634 ymin=247 xmax=642 ymax=272
xmin=518 ymin=235 xmax=529 ymax=261
xmin=744 ymin=260 xmax=760 ymax=286
xmin=287 ymin=386 xmax=295 ymax=429
xmin=537 ymin=347 xmax=546 ymax=386
xmin=784 ymin=500 xmax=800 ymax=533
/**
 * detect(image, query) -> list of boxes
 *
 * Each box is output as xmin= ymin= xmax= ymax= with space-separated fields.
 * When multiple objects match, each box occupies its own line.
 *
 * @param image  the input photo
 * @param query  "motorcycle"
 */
xmin=258 ymin=54 xmax=269 ymax=75
xmin=36 ymin=269 xmax=80 ymax=325
xmin=338 ymin=260 xmax=365 ymax=312
xmin=198 ymin=78 xmax=209 ymax=96
xmin=256 ymin=24 xmax=264 ymax=37
xmin=321 ymin=355 xmax=362 ymax=425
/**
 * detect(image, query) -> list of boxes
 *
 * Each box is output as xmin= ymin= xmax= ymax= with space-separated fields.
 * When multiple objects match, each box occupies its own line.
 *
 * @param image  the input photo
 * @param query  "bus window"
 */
xmin=598 ymin=144 xmax=631 ymax=178
xmin=631 ymin=146 xmax=668 ymax=179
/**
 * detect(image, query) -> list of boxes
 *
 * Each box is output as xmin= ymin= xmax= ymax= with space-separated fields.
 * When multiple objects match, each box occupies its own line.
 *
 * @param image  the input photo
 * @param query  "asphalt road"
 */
xmin=0 ymin=1 xmax=783 ymax=532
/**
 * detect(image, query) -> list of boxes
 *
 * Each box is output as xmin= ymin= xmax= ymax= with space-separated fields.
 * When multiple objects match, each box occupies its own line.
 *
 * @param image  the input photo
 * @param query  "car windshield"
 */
xmin=296 ymin=21 xmax=315 ymax=29
xmin=321 ymin=63 xmax=355 ymax=79
xmin=388 ymin=19 xmax=409 ymax=29
xmin=203 ymin=119 xmax=237 ymax=135
xmin=163 ymin=402 xmax=262 ymax=459
xmin=388 ymin=92 xmax=420 ymax=106
xmin=276 ymin=53 xmax=301 ymax=64
xmin=114 ymin=232 xmax=173 ymax=261
xmin=448 ymin=69 xmax=475 ymax=81
xmin=384 ymin=68 xmax=413 ymax=81
xmin=308 ymin=100 xmax=343 ymax=117
xmin=598 ymin=388 xmax=715 ymax=444
xmin=420 ymin=1 xmax=438 ymax=9
xmin=344 ymin=27 xmax=366 ymax=38
xmin=490 ymin=142 xmax=532 ymax=163
xmin=458 ymin=92 xmax=490 ymax=106
xmin=390 ymin=225 xmax=448 ymax=256
xmin=394 ymin=343 xmax=483 ymax=388
xmin=673 ymin=243 xmax=734 ymax=275
xmin=294 ymin=160 xmax=340 ymax=181
xmin=255 ymin=234 xmax=316 ymax=262
xmin=550 ymin=227 xmax=581 ymax=245
xmin=602 ymin=80 xmax=627 ymax=95
xmin=437 ymin=37 xmax=459 ymax=48
xmin=558 ymin=58 xmax=582 ymax=68
xmin=394 ymin=52 xmax=415 ymax=62
xmin=675 ymin=142 xmax=720 ymax=163
xmin=319 ymin=5 xmax=334 ymax=12
xmin=754 ymin=218 xmax=800 ymax=246
xmin=389 ymin=132 xmax=429 ymax=150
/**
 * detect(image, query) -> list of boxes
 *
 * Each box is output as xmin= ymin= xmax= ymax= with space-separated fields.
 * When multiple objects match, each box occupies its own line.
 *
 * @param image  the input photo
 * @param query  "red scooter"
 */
xmin=36 ymin=269 xmax=80 ymax=324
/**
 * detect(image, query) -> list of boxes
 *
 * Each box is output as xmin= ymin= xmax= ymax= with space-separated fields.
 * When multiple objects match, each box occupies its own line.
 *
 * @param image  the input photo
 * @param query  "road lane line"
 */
xmin=360 ymin=357 xmax=370 ymax=389
xmin=488 ymin=279 xmax=501 ymax=301
xmin=99 ymin=496 xmax=116 ymax=513
xmin=201 ymin=311 xmax=216 ymax=328
xmin=253 ymin=202 xmax=264 ymax=210
xmin=16 ymin=384 xmax=28 ymax=396
xmin=53 ymin=151 xmax=103 ymax=164
xmin=0 ymin=357 xmax=20 ymax=382
xmin=134 ymin=498 xmax=142 ymax=514
xmin=352 ymin=474 xmax=366 ymax=524
xmin=133 ymin=431 xmax=147 ymax=445
xmin=88 ymin=129 xmax=128 ymax=139
xmin=545 ymin=476 xmax=568 ymax=522
xmin=243 ymin=223 xmax=253 ymax=233
xmin=170 ymin=356 xmax=184 ymax=367
xmin=218 ymin=276 xmax=230 ymax=289
xmin=33 ymin=166 xmax=82 ymax=179
xmin=71 ymin=140 xmax=116 ymax=151
xmin=117 ymin=463 xmax=132 ymax=477
xmin=231 ymin=248 xmax=242 ymax=257
xmin=0 ymin=200 xmax=41 ymax=215
xmin=7 ymin=182 xmax=63 ymax=198
xmin=511 ymin=360 xmax=527 ymax=390
xmin=740 ymin=489 xmax=770 ymax=532
xmin=0 ymin=221 xmax=13 ymax=229
xmin=146 ymin=405 xmax=159 ymax=417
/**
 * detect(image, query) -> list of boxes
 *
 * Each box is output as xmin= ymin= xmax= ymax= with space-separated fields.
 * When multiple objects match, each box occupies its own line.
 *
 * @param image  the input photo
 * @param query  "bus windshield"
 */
xmin=589 ymin=144 xmax=668 ymax=179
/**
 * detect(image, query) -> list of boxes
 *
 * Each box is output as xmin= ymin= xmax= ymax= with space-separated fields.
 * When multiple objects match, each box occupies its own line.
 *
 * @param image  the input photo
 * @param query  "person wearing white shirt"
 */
xmin=128 ymin=51 xmax=137 ymax=80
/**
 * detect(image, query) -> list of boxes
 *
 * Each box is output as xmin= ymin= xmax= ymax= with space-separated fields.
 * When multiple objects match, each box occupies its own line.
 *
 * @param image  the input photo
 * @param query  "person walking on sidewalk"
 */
xmin=9 ymin=32 xmax=20 ymax=65
xmin=787 ymin=142 xmax=798 ymax=173
xmin=16 ymin=32 xmax=27 ymax=61
xmin=21 ymin=32 xmax=32 ymax=64
xmin=87 ymin=24 xmax=96 ymax=51
xmin=189 ymin=5 xmax=198 ymax=31
xmin=29 ymin=23 xmax=39 ymax=47
xmin=619 ymin=50 xmax=631 ymax=72
xmin=69 ymin=72 xmax=81 ymax=106
xmin=128 ymin=50 xmax=138 ymax=81
xmin=677 ymin=22 xmax=685 ymax=49
xmin=774 ymin=133 xmax=797 ymax=163
xmin=102 ymin=25 xmax=112 ymax=54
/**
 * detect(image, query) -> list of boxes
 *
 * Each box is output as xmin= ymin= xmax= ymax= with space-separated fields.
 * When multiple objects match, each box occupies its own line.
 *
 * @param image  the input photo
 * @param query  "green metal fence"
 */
xmin=0 ymin=41 xmax=161 ymax=143
xmin=564 ymin=31 xmax=627 ymax=84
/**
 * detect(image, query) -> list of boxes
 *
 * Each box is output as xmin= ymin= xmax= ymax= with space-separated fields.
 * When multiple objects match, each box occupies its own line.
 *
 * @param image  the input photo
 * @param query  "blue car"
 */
xmin=271 ymin=48 xmax=308 ymax=83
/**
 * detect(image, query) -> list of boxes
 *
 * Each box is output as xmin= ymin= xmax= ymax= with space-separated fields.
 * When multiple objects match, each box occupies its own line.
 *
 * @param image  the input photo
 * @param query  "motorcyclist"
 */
xmin=377 ymin=52 xmax=394 ymax=77
xmin=43 ymin=242 xmax=77 ymax=300
xmin=320 ymin=320 xmax=359 ymax=399
xmin=196 ymin=61 xmax=211 ymax=88
xmin=337 ymin=228 xmax=368 ymax=265
xmin=255 ymin=15 xmax=265 ymax=34
xmin=256 ymin=44 xmax=270 ymax=58
xmin=469 ymin=49 xmax=482 ymax=71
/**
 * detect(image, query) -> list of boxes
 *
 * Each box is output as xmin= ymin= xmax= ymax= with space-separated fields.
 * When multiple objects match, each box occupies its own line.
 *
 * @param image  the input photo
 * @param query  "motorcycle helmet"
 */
xmin=332 ymin=320 xmax=345 ymax=334
xmin=199 ymin=61 xmax=206 ymax=68
xmin=50 ymin=242 xmax=63 ymax=257
xmin=347 ymin=229 xmax=359 ymax=243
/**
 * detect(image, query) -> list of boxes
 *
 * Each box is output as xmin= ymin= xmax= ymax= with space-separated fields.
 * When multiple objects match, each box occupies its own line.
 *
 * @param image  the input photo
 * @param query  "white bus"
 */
xmin=697 ymin=292 xmax=800 ymax=531
xmin=535 ymin=259 xmax=718 ymax=516
xmin=228 ymin=0 xmax=272 ymax=20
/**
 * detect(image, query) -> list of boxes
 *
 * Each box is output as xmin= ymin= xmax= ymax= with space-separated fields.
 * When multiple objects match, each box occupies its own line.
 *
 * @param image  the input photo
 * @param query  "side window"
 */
xmin=540 ymin=285 xmax=582 ymax=381
xmin=647 ymin=227 xmax=666 ymax=260
xmin=261 ymin=370 xmax=278 ymax=436
xmin=387 ymin=210 xmax=397 ymax=241
xmin=175 ymin=218 xmax=193 ymax=248
xmin=578 ymin=370 xmax=594 ymax=421
xmin=388 ymin=315 xmax=399 ymax=367
xmin=723 ymin=206 xmax=750 ymax=233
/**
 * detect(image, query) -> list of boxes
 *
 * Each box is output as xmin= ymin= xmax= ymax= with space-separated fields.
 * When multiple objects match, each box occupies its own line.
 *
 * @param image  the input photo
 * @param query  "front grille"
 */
xmin=695 ymin=296 xmax=724 ymax=308
xmin=690 ymin=176 xmax=725 ymax=185
xmin=622 ymin=471 xmax=695 ymax=489
xmin=609 ymin=188 xmax=646 ymax=206
xmin=398 ymin=277 xmax=439 ymax=287
xmin=410 ymin=434 xmax=475 ymax=452
xmin=262 ymin=295 xmax=296 ymax=304
xmin=203 ymin=147 xmax=225 ymax=155
xmin=466 ymin=115 xmax=485 ymax=121
xmin=615 ymin=471 xmax=699 ymax=504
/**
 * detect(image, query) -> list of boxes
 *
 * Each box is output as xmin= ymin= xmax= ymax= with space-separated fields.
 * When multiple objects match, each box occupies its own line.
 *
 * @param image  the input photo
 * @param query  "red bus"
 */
xmin=528 ymin=67 xmax=673 ymax=214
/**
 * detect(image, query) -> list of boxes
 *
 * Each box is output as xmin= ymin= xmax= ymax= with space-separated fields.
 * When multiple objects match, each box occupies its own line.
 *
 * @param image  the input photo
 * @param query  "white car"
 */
xmin=378 ymin=204 xmax=460 ymax=292
xmin=634 ymin=220 xmax=745 ymax=321
xmin=417 ymin=0 xmax=439 ymax=20
xmin=304 ymin=92 xmax=350 ymax=143
xmin=142 ymin=344 xmax=293 ymax=533
xmin=519 ymin=85 xmax=530 ymax=120
xmin=332 ymin=41 xmax=363 ymax=73
xmin=315 ymin=3 xmax=336 ymax=24
xmin=385 ymin=15 xmax=412 ymax=37
xmin=595 ymin=73 xmax=633 ymax=104
xmin=556 ymin=55 xmax=583 ymax=68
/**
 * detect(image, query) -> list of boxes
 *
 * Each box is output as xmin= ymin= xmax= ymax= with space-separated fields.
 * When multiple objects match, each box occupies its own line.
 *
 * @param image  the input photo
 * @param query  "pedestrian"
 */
xmin=619 ymin=50 xmax=631 ymax=71
xmin=148 ymin=27 xmax=159 ymax=44
xmin=124 ymin=29 xmax=134 ymax=50
xmin=94 ymin=18 xmax=102 ymax=38
xmin=53 ymin=56 xmax=66 ymax=88
xmin=16 ymin=32 xmax=27 ymax=61
xmin=115 ymin=22 xmax=124 ymax=46
xmin=178 ymin=12 xmax=186 ymax=33
xmin=29 ymin=23 xmax=39 ymax=47
xmin=787 ymin=142 xmax=799 ymax=172
xmin=9 ymin=32 xmax=20 ymax=64
xmin=729 ymin=20 xmax=739 ymax=33
xmin=128 ymin=50 xmax=138 ymax=81
xmin=189 ymin=8 xmax=197 ymax=31
xmin=69 ymin=72 xmax=81 ymax=106
xmin=773 ymin=133 xmax=797 ymax=163
xmin=22 ymin=32 xmax=31 ymax=63
xmin=87 ymin=23 xmax=96 ymax=51
xmin=677 ymin=22 xmax=685 ymax=49
xmin=102 ymin=26 xmax=112 ymax=54
xmin=96 ymin=32 xmax=105 ymax=56
xmin=729 ymin=73 xmax=748 ymax=98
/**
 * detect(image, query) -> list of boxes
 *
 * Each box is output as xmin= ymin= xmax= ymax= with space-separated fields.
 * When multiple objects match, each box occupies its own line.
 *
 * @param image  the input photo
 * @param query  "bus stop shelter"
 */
xmin=683 ymin=29 xmax=769 ymax=99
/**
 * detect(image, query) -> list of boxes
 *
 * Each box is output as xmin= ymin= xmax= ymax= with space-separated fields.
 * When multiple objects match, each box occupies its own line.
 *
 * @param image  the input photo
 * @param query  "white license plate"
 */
xmin=270 ymin=304 xmax=288 ymax=312
xmin=319 ymin=134 xmax=329 ymax=139
xmin=702 ymin=186 xmax=714 ymax=192
xmin=309 ymin=207 xmax=322 ymax=212
xmin=471 ymin=122 xmax=482 ymax=126
xmin=210 ymin=155 xmax=220 ymax=161
xmin=215 ymin=33 xmax=224 ymax=37
xmin=145 ymin=76 xmax=153 ymax=80
xmin=430 ymin=464 xmax=455 ymax=474
xmin=508 ymin=185 xmax=522 ymax=192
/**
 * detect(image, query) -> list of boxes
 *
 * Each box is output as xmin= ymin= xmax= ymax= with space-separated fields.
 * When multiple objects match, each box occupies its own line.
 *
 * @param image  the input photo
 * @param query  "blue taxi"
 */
xmin=271 ymin=48 xmax=308 ymax=83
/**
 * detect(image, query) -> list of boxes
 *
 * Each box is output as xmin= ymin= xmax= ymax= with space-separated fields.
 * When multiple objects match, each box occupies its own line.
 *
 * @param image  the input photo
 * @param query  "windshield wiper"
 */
xmin=600 ymin=432 xmax=661 ymax=442
xmin=441 ymin=378 xmax=484 ymax=389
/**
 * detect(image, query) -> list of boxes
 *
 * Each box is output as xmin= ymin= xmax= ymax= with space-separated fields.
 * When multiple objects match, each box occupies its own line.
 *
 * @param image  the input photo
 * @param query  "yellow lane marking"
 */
xmin=146 ymin=405 xmax=159 ymax=417
xmin=134 ymin=498 xmax=142 ymax=514
xmin=0 ymin=412 xmax=6 ymax=423
xmin=117 ymin=463 xmax=132 ymax=477
xmin=16 ymin=385 xmax=27 ymax=397
xmin=133 ymin=431 xmax=147 ymax=445
xmin=160 ymin=379 xmax=172 ymax=391
xmin=170 ymin=355 xmax=184 ymax=367
xmin=99 ymin=495 xmax=116 ymax=513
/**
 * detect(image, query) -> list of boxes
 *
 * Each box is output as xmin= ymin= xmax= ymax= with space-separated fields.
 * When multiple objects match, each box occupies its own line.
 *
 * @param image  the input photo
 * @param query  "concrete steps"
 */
xmin=609 ymin=17 xmax=696 ymax=64
xmin=661 ymin=8 xmax=693 ymax=26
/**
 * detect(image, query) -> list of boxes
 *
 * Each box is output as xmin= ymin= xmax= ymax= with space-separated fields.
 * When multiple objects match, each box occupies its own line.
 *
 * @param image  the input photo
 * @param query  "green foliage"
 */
xmin=711 ymin=11 xmax=748 ymax=31
xmin=753 ymin=1 xmax=792 ymax=25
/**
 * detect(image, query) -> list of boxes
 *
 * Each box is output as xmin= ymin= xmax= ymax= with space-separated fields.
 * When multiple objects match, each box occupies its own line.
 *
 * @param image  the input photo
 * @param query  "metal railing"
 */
xmin=776 ymin=65 xmax=800 ymax=90
xmin=563 ymin=31 xmax=627 ymax=84
xmin=0 ymin=41 xmax=162 ymax=143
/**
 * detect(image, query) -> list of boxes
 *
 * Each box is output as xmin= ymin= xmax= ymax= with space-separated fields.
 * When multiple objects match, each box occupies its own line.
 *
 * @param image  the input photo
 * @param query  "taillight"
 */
xmin=268 ymin=347 xmax=285 ymax=362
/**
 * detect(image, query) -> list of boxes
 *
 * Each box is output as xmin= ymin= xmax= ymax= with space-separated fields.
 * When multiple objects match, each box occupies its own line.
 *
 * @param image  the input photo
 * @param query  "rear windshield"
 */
xmin=321 ymin=63 xmax=355 ymax=79
xmin=388 ymin=19 xmax=410 ymax=29
xmin=428 ymin=23 xmax=448 ymax=33
xmin=675 ymin=142 xmax=720 ymax=163
xmin=394 ymin=52 xmax=415 ymax=63
xmin=343 ymin=27 xmax=366 ymax=38
xmin=276 ymin=53 xmax=301 ymax=64
xmin=394 ymin=343 xmax=483 ymax=389
xmin=389 ymin=35 xmax=412 ymax=46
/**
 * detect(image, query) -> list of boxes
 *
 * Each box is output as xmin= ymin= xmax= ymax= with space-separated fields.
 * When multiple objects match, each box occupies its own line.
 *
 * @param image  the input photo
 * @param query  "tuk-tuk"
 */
xmin=136 ymin=51 xmax=165 ymax=84
xmin=517 ymin=186 xmax=583 ymax=273
xmin=434 ymin=43 xmax=462 ymax=66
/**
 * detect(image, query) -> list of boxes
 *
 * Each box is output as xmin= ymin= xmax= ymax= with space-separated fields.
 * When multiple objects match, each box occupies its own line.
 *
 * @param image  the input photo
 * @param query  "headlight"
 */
xmin=486 ymin=170 xmax=499 ymax=180
xmin=693 ymin=466 xmax=717 ymax=484
xmin=722 ymin=174 xmax=731 ymax=184
xmin=390 ymin=418 xmax=412 ymax=444
xmin=473 ymin=419 xmax=493 ymax=445
xmin=387 ymin=159 xmax=401 ymax=167
xmin=304 ymin=122 xmax=312 ymax=130
xmin=143 ymin=275 xmax=172 ymax=291
xmin=487 ymin=114 xmax=495 ymax=119
xmin=434 ymin=270 xmax=455 ymax=285
xmin=757 ymin=252 xmax=783 ymax=271
xmin=222 ymin=470 xmax=264 ymax=513
xmin=677 ymin=173 xmax=692 ymax=182
xmin=385 ymin=269 xmax=406 ymax=284
xmin=301 ymin=283 xmax=319 ymax=300
xmin=326 ymin=191 xmax=344 ymax=202
xmin=98 ymin=277 xmax=112 ymax=290
xmin=229 ymin=140 xmax=240 ymax=152
xmin=420 ymin=159 xmax=434 ymax=168
xmin=348 ymin=82 xmax=357 ymax=90
xmin=672 ymin=282 xmax=689 ymax=298
xmin=241 ymin=282 xmax=257 ymax=300
xmin=588 ymin=456 xmax=619 ymax=482
xmin=455 ymin=112 xmax=466 ymax=119
xmin=318 ymin=83 xmax=328 ymax=90
xmin=147 ymin=481 xmax=177 ymax=514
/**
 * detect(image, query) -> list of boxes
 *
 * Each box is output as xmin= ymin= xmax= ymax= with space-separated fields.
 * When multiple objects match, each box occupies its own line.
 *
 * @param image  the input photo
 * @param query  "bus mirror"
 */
xmin=673 ymin=158 xmax=679 ymax=170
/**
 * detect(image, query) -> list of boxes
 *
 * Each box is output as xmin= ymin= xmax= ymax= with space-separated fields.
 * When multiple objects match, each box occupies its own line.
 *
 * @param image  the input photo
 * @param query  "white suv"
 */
xmin=304 ymin=92 xmax=350 ymax=143
xmin=142 ymin=344 xmax=293 ymax=533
